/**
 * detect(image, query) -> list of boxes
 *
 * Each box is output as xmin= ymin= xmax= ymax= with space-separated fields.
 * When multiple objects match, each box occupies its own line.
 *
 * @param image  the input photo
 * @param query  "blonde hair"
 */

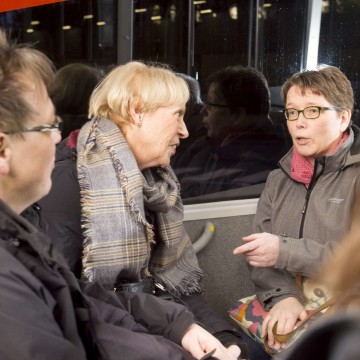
xmin=89 ymin=61 xmax=189 ymax=131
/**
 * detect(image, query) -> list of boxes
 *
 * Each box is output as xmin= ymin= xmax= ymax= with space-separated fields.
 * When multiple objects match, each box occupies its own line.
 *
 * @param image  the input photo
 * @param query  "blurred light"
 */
xmin=30 ymin=20 xmax=39 ymax=25
xmin=62 ymin=25 xmax=71 ymax=30
xmin=194 ymin=0 xmax=206 ymax=4
xmin=200 ymin=9 xmax=212 ymax=14
xmin=151 ymin=15 xmax=162 ymax=21
xmin=96 ymin=21 xmax=106 ymax=26
xmin=83 ymin=14 xmax=94 ymax=19
xmin=26 ymin=28 xmax=34 ymax=33
xmin=196 ymin=10 xmax=201 ymax=22
xmin=170 ymin=4 xmax=176 ymax=21
xmin=229 ymin=5 xmax=238 ymax=20
xmin=135 ymin=8 xmax=147 ymax=13
xmin=264 ymin=3 xmax=272 ymax=7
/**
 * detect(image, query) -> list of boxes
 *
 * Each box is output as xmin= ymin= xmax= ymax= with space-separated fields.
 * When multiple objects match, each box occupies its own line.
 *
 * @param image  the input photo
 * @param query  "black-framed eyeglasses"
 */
xmin=283 ymin=106 xmax=343 ymax=121
xmin=204 ymin=101 xmax=232 ymax=109
xmin=4 ymin=116 xmax=63 ymax=134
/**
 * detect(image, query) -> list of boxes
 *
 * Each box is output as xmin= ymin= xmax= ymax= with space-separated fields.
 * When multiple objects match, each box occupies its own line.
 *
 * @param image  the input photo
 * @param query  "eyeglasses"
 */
xmin=283 ymin=106 xmax=342 ymax=121
xmin=204 ymin=101 xmax=232 ymax=109
xmin=4 ymin=116 xmax=63 ymax=134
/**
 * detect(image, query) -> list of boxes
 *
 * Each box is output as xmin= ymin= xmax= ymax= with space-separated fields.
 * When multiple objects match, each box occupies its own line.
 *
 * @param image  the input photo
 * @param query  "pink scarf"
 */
xmin=291 ymin=132 xmax=349 ymax=187
xmin=66 ymin=129 xmax=80 ymax=149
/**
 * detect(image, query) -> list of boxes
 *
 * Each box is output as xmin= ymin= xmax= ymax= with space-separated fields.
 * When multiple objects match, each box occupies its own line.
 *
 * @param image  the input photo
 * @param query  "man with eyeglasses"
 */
xmin=233 ymin=65 xmax=360 ymax=354
xmin=0 ymin=30 xmax=243 ymax=360
xmin=172 ymin=65 xmax=288 ymax=200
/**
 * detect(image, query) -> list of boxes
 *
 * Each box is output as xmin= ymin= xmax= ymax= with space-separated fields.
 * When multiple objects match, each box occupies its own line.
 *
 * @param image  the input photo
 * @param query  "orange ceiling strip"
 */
xmin=0 ymin=0 xmax=66 ymax=13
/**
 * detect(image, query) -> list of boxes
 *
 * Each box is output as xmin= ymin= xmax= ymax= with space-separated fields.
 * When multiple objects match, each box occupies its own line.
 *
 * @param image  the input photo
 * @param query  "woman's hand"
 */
xmin=233 ymin=232 xmax=280 ymax=267
xmin=261 ymin=297 xmax=307 ymax=349
xmin=181 ymin=324 xmax=241 ymax=359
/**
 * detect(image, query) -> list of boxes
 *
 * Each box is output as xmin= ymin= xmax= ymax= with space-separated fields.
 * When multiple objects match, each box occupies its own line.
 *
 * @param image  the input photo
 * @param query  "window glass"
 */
xmin=2 ymin=0 xmax=359 ymax=204
xmin=0 ymin=0 xmax=116 ymax=67
xmin=318 ymin=1 xmax=360 ymax=121
xmin=172 ymin=1 xmax=302 ymax=203
xmin=133 ymin=0 xmax=189 ymax=73
xmin=193 ymin=0 xmax=250 ymax=91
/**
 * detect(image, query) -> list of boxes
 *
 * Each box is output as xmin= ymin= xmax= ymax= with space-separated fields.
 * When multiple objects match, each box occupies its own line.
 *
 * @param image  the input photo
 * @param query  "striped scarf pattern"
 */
xmin=77 ymin=117 xmax=204 ymax=295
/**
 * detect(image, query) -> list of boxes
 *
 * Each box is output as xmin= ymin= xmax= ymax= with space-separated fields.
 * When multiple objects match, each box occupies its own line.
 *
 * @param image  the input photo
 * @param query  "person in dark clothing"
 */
xmin=172 ymin=65 xmax=289 ymax=199
xmin=39 ymin=130 xmax=83 ymax=277
xmin=27 ymin=64 xmax=104 ymax=277
xmin=51 ymin=63 xmax=104 ymax=139
xmin=0 ymin=29 xmax=242 ymax=360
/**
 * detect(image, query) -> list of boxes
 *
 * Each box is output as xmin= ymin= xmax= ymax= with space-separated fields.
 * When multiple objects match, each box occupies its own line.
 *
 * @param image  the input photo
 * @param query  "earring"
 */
xmin=137 ymin=114 xmax=143 ymax=128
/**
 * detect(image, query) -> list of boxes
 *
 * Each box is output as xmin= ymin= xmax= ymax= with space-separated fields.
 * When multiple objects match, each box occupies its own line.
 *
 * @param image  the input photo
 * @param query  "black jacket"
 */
xmin=38 ymin=136 xmax=83 ymax=277
xmin=0 ymin=199 xmax=195 ymax=360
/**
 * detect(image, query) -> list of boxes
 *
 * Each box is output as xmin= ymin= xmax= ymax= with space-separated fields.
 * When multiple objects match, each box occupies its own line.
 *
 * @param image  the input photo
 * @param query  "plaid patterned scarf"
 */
xmin=77 ymin=117 xmax=204 ymax=295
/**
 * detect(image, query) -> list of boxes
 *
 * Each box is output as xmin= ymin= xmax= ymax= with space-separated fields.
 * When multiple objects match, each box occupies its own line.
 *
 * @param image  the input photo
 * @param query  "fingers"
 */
xmin=213 ymin=345 xmax=241 ymax=360
xmin=242 ymin=234 xmax=258 ymax=242
xmin=227 ymin=345 xmax=241 ymax=358
xmin=233 ymin=240 xmax=258 ymax=255
xmin=299 ymin=309 xmax=308 ymax=321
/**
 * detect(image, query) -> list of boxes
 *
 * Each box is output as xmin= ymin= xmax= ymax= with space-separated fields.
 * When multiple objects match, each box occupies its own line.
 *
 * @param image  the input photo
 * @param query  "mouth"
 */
xmin=170 ymin=144 xmax=179 ymax=155
xmin=295 ymin=136 xmax=310 ymax=145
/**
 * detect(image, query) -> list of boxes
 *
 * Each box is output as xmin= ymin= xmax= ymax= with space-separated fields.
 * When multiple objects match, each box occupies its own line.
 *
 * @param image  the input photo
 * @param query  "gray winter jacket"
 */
xmin=252 ymin=126 xmax=360 ymax=311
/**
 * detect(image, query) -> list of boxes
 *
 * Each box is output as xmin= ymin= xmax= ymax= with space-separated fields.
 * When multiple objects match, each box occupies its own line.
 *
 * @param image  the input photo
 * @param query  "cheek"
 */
xmin=286 ymin=123 xmax=296 ymax=136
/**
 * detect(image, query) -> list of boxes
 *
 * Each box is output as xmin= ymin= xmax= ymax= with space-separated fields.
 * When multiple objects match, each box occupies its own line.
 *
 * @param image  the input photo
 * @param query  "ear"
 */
xmin=340 ymin=109 xmax=352 ymax=132
xmin=0 ymin=133 xmax=11 ymax=175
xmin=129 ymin=103 xmax=144 ymax=128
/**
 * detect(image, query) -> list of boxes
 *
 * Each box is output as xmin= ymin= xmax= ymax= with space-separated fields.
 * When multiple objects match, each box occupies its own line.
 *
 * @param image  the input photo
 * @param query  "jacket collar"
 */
xmin=280 ymin=125 xmax=360 ymax=175
xmin=0 ymin=199 xmax=68 ymax=268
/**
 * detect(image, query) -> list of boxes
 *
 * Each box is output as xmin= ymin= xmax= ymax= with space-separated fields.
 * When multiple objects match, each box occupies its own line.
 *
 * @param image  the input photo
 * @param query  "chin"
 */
xmin=39 ymin=180 xmax=52 ymax=199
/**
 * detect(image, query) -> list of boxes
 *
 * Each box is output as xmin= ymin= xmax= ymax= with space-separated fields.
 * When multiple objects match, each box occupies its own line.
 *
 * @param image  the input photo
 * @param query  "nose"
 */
xmin=295 ymin=112 xmax=307 ymax=128
xmin=178 ymin=118 xmax=189 ymax=139
xmin=51 ymin=130 xmax=62 ymax=144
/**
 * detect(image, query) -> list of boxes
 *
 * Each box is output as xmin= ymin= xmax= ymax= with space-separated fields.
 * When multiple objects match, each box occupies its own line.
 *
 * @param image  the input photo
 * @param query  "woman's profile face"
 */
xmin=128 ymin=104 xmax=188 ymax=170
xmin=286 ymin=85 xmax=350 ymax=164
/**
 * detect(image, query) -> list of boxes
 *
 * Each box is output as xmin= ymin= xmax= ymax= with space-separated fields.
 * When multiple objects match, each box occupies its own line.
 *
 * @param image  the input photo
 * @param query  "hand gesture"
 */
xmin=233 ymin=232 xmax=280 ymax=267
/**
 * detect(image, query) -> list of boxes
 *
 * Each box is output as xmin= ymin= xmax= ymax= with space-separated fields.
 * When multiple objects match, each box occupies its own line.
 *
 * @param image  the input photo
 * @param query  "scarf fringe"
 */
xmin=77 ymin=117 xmax=203 ymax=293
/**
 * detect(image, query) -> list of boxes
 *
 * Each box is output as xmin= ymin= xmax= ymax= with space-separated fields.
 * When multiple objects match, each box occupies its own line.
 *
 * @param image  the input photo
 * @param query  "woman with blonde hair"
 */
xmin=69 ymin=61 xmax=264 ymax=358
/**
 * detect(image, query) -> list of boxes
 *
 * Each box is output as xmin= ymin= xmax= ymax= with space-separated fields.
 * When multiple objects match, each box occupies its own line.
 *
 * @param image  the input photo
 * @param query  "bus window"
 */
xmin=319 ymin=1 xmax=360 ymax=125
xmin=1 ymin=0 xmax=359 ymax=204
xmin=0 ymin=0 xmax=116 ymax=67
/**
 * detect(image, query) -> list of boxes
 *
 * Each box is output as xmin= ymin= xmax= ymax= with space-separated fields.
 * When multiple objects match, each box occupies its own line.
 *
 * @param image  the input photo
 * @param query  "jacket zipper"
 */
xmin=299 ymin=159 xmax=325 ymax=237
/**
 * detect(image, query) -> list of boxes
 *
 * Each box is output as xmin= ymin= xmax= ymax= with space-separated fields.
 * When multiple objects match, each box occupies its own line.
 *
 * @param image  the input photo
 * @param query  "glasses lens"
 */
xmin=285 ymin=109 xmax=298 ymax=120
xmin=304 ymin=107 xmax=320 ymax=119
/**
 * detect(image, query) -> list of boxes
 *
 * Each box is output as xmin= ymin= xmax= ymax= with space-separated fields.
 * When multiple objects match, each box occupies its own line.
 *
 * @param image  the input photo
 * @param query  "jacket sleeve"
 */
xmin=0 ymin=247 xmax=87 ymax=360
xmin=275 ymin=233 xmax=339 ymax=277
xmin=38 ymin=159 xmax=83 ymax=278
xmin=250 ymin=173 xmax=303 ymax=311
xmin=81 ymin=281 xmax=195 ymax=345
